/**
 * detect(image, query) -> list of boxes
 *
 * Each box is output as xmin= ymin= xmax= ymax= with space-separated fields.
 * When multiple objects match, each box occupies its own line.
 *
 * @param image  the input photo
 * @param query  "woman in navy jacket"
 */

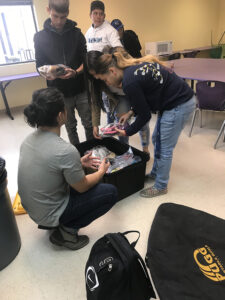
xmin=86 ymin=50 xmax=195 ymax=198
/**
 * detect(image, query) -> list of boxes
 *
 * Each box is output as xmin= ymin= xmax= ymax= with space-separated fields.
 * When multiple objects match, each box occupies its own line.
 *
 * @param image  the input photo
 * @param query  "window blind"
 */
xmin=0 ymin=0 xmax=33 ymax=5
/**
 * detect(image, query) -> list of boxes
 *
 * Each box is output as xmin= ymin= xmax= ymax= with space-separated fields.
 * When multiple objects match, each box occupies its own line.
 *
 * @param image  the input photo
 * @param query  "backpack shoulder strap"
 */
xmin=122 ymin=230 xmax=140 ymax=248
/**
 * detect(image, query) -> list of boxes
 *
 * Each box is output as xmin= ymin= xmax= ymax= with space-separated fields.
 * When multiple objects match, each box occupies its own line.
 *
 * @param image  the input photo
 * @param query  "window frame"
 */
xmin=0 ymin=0 xmax=38 ymax=66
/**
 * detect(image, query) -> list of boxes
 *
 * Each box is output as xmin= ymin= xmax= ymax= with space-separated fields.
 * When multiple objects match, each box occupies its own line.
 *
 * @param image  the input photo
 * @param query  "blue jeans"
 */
xmin=59 ymin=183 xmax=118 ymax=229
xmin=150 ymin=96 xmax=196 ymax=190
xmin=103 ymin=94 xmax=150 ymax=146
xmin=138 ymin=124 xmax=150 ymax=148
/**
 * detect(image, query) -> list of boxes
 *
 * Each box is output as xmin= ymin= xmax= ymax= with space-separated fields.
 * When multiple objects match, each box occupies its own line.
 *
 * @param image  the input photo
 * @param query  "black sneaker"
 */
xmin=49 ymin=227 xmax=89 ymax=250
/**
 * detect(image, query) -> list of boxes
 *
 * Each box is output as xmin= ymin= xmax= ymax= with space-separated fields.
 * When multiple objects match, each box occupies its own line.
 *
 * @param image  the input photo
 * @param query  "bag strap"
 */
xmin=105 ymin=234 xmax=129 ymax=269
xmin=121 ymin=231 xmax=153 ymax=286
xmin=136 ymin=253 xmax=156 ymax=298
xmin=107 ymin=232 xmax=156 ymax=298
xmin=137 ymin=251 xmax=152 ymax=281
xmin=122 ymin=230 xmax=140 ymax=248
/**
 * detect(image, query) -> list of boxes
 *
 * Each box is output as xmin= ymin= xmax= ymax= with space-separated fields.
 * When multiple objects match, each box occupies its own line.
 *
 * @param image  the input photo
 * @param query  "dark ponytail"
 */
xmin=24 ymin=88 xmax=65 ymax=128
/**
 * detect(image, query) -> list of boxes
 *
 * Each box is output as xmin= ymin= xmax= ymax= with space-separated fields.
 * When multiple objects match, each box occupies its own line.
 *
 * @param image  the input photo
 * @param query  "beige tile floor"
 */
xmin=0 ymin=106 xmax=225 ymax=300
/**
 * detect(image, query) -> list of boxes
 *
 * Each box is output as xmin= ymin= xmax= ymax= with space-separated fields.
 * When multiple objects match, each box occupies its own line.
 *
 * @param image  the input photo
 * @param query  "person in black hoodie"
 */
xmin=34 ymin=0 xmax=93 ymax=146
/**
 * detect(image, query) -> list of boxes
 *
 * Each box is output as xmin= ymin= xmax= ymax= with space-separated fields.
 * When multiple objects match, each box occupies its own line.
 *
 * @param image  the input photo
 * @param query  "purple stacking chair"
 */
xmin=189 ymin=81 xmax=225 ymax=148
xmin=183 ymin=50 xmax=199 ymax=58
xmin=214 ymin=119 xmax=225 ymax=149
xmin=167 ymin=52 xmax=181 ymax=60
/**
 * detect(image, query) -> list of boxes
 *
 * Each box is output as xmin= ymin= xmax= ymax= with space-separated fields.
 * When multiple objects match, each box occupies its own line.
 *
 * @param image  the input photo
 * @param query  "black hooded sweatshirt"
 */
xmin=34 ymin=19 xmax=87 ymax=97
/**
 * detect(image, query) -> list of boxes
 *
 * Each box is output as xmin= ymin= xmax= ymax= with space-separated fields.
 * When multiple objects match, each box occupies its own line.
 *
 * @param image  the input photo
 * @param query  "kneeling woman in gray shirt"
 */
xmin=18 ymin=87 xmax=117 ymax=250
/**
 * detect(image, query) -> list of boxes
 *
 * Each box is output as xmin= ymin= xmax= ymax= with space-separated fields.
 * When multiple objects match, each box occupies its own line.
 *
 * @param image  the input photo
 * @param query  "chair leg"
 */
xmin=200 ymin=110 xmax=203 ymax=128
xmin=214 ymin=120 xmax=225 ymax=149
xmin=189 ymin=108 xmax=199 ymax=137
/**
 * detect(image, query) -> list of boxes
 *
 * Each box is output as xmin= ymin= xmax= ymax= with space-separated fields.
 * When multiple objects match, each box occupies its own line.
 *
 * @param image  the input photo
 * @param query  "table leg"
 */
xmin=0 ymin=82 xmax=14 ymax=120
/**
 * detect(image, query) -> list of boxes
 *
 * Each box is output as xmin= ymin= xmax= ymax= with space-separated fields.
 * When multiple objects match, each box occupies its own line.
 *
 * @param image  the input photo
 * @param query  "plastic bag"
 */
xmin=85 ymin=146 xmax=141 ymax=174
xmin=99 ymin=122 xmax=126 ymax=137
xmin=85 ymin=146 xmax=116 ymax=162
xmin=107 ymin=147 xmax=141 ymax=173
xmin=38 ymin=64 xmax=68 ymax=80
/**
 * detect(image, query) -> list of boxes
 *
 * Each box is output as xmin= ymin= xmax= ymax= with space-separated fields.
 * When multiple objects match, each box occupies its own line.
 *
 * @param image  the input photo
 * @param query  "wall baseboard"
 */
xmin=0 ymin=105 xmax=26 ymax=118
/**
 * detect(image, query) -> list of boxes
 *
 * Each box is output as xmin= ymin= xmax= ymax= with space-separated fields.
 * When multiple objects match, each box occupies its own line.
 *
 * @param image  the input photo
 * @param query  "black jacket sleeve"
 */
xmin=123 ymin=30 xmax=142 ymax=58
xmin=123 ymin=82 xmax=151 ymax=136
xmin=78 ymin=31 xmax=87 ymax=64
xmin=33 ymin=32 xmax=47 ymax=70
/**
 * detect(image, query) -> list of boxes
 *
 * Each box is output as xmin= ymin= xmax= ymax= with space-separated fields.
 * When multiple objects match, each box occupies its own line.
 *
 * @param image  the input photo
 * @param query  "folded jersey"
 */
xmin=100 ymin=123 xmax=126 ymax=136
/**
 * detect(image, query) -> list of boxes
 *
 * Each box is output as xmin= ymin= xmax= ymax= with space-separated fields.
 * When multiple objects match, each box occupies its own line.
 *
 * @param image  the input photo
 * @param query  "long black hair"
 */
xmin=24 ymin=87 xmax=65 ymax=128
xmin=86 ymin=50 xmax=104 ymax=75
xmin=85 ymin=50 xmax=106 ymax=110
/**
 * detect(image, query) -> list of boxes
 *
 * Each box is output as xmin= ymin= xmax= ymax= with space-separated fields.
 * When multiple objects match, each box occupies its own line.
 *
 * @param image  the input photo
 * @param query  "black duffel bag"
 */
xmin=85 ymin=231 xmax=156 ymax=300
xmin=146 ymin=203 xmax=225 ymax=300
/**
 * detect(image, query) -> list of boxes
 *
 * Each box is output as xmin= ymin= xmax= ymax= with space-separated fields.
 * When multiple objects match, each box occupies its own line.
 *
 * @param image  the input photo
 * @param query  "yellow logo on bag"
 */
xmin=194 ymin=245 xmax=225 ymax=282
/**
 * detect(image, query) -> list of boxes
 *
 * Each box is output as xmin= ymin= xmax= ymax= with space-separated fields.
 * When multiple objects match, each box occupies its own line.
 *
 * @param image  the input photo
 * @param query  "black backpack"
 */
xmin=85 ymin=231 xmax=156 ymax=300
xmin=146 ymin=203 xmax=225 ymax=300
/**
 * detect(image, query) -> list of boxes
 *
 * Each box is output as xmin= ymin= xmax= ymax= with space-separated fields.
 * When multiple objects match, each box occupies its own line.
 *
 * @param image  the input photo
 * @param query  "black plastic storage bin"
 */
xmin=0 ymin=157 xmax=21 ymax=271
xmin=76 ymin=137 xmax=149 ymax=200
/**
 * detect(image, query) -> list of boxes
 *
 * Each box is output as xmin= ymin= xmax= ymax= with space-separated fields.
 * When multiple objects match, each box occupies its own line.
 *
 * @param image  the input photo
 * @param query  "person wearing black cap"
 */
xmin=85 ymin=1 xmax=123 ymax=136
xmin=85 ymin=1 xmax=122 ymax=52
xmin=111 ymin=19 xmax=142 ymax=58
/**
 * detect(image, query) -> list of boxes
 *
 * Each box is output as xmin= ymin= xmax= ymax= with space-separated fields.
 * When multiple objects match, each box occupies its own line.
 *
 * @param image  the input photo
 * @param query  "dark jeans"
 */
xmin=64 ymin=91 xmax=93 ymax=146
xmin=59 ymin=183 xmax=118 ymax=229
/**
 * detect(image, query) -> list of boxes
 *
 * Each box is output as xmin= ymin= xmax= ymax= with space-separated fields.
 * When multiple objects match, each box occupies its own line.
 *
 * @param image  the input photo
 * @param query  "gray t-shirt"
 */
xmin=18 ymin=129 xmax=85 ymax=226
